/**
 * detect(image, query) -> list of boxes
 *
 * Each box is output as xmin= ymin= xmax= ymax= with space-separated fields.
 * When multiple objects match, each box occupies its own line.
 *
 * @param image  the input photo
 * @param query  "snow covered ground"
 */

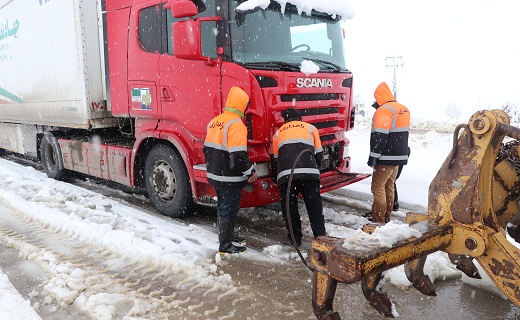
xmin=0 ymin=113 xmax=516 ymax=318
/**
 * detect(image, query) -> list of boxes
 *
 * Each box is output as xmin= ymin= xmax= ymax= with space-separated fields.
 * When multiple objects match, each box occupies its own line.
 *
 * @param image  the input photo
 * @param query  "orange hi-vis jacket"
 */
xmin=273 ymin=120 xmax=323 ymax=185
xmin=204 ymin=86 xmax=255 ymax=189
xmin=368 ymin=82 xmax=410 ymax=167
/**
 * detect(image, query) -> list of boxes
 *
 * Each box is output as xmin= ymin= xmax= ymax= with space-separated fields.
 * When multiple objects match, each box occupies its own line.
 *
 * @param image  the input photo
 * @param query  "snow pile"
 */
xmin=0 ymin=273 xmax=40 ymax=319
xmin=300 ymin=60 xmax=320 ymax=76
xmin=383 ymin=252 xmax=461 ymax=288
xmin=340 ymin=221 xmax=422 ymax=251
xmin=263 ymin=244 xmax=308 ymax=261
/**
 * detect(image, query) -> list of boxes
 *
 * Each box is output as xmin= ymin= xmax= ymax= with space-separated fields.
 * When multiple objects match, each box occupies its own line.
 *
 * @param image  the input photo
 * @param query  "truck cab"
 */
xmin=103 ymin=0 xmax=367 ymax=215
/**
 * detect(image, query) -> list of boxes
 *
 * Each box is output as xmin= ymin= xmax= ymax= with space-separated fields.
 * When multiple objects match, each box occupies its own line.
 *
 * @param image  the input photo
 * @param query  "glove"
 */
xmin=248 ymin=172 xmax=258 ymax=183
xmin=367 ymin=157 xmax=378 ymax=167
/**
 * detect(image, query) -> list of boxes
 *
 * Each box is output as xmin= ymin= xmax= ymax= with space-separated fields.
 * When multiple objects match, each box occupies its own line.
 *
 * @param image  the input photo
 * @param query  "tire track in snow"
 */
xmin=0 ymin=199 xmax=249 ymax=319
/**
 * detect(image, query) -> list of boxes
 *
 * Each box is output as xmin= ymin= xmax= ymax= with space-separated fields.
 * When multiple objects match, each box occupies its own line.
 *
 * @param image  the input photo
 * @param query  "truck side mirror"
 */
xmin=165 ymin=0 xmax=198 ymax=18
xmin=173 ymin=20 xmax=202 ymax=59
xmin=173 ymin=16 xmax=221 ymax=61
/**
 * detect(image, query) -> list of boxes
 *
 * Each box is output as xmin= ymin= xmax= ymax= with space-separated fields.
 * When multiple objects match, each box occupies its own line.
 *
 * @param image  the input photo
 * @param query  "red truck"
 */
xmin=0 ymin=0 xmax=367 ymax=217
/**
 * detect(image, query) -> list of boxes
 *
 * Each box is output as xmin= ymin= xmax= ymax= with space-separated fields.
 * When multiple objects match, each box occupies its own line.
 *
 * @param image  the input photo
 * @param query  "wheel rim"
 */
xmin=152 ymin=160 xmax=177 ymax=201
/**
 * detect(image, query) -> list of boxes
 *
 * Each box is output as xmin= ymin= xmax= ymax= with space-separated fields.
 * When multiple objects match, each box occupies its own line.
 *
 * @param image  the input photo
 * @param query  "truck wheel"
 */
xmin=144 ymin=144 xmax=194 ymax=218
xmin=40 ymin=134 xmax=68 ymax=180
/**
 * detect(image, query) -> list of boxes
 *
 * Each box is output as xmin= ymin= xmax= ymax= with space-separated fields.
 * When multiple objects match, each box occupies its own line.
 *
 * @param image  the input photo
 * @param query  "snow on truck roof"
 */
xmin=236 ymin=0 xmax=356 ymax=21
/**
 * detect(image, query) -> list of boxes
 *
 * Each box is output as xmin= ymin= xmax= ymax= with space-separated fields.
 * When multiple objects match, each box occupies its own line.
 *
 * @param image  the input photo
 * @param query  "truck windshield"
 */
xmin=231 ymin=1 xmax=348 ymax=72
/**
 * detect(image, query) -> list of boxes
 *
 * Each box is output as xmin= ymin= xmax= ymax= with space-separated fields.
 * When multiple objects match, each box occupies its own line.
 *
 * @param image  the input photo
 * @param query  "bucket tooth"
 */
xmin=449 ymin=254 xmax=481 ymax=279
xmin=361 ymin=273 xmax=395 ymax=318
xmin=312 ymin=271 xmax=341 ymax=320
xmin=405 ymin=256 xmax=437 ymax=296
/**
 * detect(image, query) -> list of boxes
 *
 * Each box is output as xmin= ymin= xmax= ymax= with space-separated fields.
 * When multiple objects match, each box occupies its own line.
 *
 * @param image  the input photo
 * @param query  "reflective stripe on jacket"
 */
xmin=273 ymin=120 xmax=323 ymax=185
xmin=368 ymin=82 xmax=410 ymax=167
xmin=204 ymin=87 xmax=254 ymax=189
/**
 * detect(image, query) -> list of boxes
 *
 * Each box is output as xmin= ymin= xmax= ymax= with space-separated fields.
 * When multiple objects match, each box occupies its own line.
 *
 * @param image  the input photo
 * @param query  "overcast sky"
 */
xmin=344 ymin=0 xmax=520 ymax=119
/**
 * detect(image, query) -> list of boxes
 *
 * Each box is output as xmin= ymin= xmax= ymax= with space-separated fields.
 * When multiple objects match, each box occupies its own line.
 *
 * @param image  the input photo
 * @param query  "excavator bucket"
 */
xmin=310 ymin=110 xmax=520 ymax=318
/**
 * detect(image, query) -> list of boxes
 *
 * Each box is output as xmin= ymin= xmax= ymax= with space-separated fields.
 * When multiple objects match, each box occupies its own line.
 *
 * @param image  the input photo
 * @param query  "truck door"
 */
xmin=127 ymin=4 xmax=162 ymax=120
xmin=158 ymin=3 xmax=222 ymax=140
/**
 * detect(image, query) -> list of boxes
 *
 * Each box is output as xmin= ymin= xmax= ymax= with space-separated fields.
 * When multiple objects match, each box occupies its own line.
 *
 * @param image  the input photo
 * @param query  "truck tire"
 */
xmin=40 ymin=134 xmax=68 ymax=180
xmin=144 ymin=144 xmax=194 ymax=218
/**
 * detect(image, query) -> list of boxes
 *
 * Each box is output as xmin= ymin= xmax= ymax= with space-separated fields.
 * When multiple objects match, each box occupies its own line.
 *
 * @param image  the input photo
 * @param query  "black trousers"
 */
xmin=278 ymin=180 xmax=325 ymax=241
xmin=215 ymin=188 xmax=241 ymax=219
xmin=393 ymin=164 xmax=404 ymax=207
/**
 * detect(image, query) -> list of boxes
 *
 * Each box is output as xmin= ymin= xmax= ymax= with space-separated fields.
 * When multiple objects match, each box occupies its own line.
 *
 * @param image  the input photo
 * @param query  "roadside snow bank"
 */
xmin=0 ymin=271 xmax=41 ymax=319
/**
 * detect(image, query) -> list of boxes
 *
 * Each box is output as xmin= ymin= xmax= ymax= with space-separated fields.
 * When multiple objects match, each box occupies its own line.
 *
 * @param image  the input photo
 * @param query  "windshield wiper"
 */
xmin=303 ymin=58 xmax=347 ymax=73
xmin=241 ymin=61 xmax=301 ymax=71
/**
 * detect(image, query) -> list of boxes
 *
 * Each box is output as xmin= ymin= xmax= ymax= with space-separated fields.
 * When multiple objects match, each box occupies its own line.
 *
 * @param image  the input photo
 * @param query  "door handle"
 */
xmin=162 ymin=87 xmax=175 ymax=101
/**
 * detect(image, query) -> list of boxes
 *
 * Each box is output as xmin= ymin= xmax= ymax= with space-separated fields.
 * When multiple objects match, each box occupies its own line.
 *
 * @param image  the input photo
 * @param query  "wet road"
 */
xmin=225 ymin=255 xmax=520 ymax=320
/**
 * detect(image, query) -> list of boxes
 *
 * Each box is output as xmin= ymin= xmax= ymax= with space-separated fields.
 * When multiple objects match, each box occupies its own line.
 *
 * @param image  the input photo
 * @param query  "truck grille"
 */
xmin=313 ymin=121 xmax=338 ymax=129
xmin=278 ymin=94 xmax=344 ymax=135
xmin=299 ymin=107 xmax=339 ymax=116
xmin=270 ymin=88 xmax=349 ymax=172
xmin=280 ymin=93 xmax=339 ymax=102
xmin=320 ymin=134 xmax=335 ymax=142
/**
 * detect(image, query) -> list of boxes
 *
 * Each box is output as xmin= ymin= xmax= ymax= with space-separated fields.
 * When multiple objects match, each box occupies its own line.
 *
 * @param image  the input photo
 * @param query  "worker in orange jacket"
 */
xmin=204 ymin=86 xmax=258 ymax=254
xmin=367 ymin=82 xmax=410 ymax=223
xmin=272 ymin=108 xmax=325 ymax=246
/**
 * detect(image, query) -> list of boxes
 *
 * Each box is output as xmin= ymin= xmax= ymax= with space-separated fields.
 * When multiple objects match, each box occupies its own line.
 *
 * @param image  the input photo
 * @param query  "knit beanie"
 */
xmin=282 ymin=108 xmax=302 ymax=122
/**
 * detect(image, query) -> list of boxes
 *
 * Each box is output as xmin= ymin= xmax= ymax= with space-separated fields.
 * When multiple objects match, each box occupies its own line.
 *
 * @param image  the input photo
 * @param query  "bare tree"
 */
xmin=444 ymin=102 xmax=461 ymax=120
xmin=501 ymin=102 xmax=520 ymax=124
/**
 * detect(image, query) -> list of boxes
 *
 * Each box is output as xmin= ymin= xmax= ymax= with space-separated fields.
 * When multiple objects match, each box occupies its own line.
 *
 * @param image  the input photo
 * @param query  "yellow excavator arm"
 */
xmin=310 ymin=110 xmax=520 ymax=319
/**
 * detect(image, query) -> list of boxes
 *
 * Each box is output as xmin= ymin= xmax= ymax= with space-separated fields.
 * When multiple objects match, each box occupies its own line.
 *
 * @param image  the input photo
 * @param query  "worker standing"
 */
xmin=204 ymin=86 xmax=258 ymax=254
xmin=272 ymin=108 xmax=325 ymax=246
xmin=367 ymin=82 xmax=410 ymax=223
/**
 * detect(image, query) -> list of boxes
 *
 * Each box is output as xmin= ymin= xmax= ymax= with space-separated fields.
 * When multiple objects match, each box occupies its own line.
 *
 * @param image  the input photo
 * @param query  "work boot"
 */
xmin=218 ymin=217 xmax=246 ymax=254
xmin=219 ymin=242 xmax=246 ymax=254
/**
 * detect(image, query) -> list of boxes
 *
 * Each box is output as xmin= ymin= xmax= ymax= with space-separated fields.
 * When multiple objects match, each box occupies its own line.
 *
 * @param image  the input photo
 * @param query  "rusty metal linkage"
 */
xmin=310 ymin=110 xmax=520 ymax=318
